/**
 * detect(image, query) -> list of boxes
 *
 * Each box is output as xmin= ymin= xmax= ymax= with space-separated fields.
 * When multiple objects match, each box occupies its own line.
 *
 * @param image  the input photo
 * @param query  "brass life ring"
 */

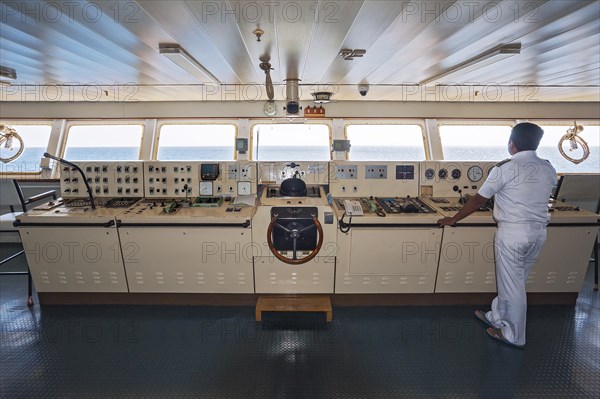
xmin=0 ymin=125 xmax=25 ymax=164
xmin=267 ymin=214 xmax=324 ymax=265
xmin=558 ymin=121 xmax=590 ymax=164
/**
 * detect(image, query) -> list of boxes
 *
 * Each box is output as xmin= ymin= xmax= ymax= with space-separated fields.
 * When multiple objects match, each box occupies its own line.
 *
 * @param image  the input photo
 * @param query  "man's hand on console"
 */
xmin=437 ymin=217 xmax=457 ymax=227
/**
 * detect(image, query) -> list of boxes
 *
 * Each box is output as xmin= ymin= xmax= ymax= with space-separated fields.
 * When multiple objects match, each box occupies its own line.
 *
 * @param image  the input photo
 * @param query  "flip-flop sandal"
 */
xmin=475 ymin=310 xmax=493 ymax=328
xmin=486 ymin=327 xmax=524 ymax=349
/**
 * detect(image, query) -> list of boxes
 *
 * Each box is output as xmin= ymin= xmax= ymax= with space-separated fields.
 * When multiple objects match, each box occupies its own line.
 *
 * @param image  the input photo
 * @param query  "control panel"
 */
xmin=330 ymin=161 xmax=420 ymax=197
xmin=58 ymin=161 xmax=257 ymax=200
xmin=419 ymin=161 xmax=497 ymax=198
xmin=365 ymin=164 xmax=388 ymax=179
xmin=144 ymin=162 xmax=196 ymax=198
xmin=334 ymin=164 xmax=357 ymax=180
xmin=143 ymin=161 xmax=257 ymax=198
xmin=258 ymin=161 xmax=329 ymax=185
xmin=59 ymin=161 xmax=143 ymax=198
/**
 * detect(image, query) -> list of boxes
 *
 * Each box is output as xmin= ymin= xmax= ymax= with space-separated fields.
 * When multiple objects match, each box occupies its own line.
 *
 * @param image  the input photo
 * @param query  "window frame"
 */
xmin=62 ymin=120 xmax=145 ymax=161
xmin=249 ymin=121 xmax=332 ymax=161
xmin=437 ymin=120 xmax=514 ymax=160
xmin=344 ymin=120 xmax=428 ymax=160
xmin=0 ymin=120 xmax=54 ymax=175
xmin=154 ymin=120 xmax=239 ymax=161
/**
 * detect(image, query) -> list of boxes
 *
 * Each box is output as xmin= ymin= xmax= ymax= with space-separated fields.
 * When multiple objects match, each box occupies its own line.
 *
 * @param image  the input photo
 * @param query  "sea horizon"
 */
xmin=2 ymin=145 xmax=598 ymax=174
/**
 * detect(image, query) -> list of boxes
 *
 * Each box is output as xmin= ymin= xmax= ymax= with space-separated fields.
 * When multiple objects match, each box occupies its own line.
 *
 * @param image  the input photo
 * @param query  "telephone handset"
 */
xmin=344 ymin=200 xmax=363 ymax=216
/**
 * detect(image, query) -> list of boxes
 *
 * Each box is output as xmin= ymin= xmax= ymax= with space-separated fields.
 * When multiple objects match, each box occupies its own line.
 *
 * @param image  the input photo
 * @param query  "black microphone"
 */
xmin=44 ymin=152 xmax=96 ymax=210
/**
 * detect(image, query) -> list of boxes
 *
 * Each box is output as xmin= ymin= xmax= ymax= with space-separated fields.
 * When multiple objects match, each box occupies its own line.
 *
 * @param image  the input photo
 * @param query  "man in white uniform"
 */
xmin=438 ymin=123 xmax=557 ymax=348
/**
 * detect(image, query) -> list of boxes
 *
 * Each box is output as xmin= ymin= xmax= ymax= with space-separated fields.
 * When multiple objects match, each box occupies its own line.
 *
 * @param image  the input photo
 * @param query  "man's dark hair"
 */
xmin=510 ymin=122 xmax=544 ymax=151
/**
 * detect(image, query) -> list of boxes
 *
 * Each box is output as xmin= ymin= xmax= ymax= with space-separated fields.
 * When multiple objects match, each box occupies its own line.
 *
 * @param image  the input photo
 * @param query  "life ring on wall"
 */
xmin=558 ymin=121 xmax=590 ymax=164
xmin=0 ymin=125 xmax=25 ymax=164
xmin=267 ymin=214 xmax=324 ymax=265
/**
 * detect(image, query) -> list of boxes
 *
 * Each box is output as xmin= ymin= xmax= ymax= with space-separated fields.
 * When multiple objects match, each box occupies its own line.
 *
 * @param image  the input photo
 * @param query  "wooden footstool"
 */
xmin=255 ymin=295 xmax=332 ymax=322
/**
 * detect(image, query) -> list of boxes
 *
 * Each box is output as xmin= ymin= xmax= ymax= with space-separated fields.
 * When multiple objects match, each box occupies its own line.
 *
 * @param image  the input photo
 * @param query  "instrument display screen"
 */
xmin=200 ymin=163 xmax=220 ymax=181
xmin=395 ymin=165 xmax=415 ymax=180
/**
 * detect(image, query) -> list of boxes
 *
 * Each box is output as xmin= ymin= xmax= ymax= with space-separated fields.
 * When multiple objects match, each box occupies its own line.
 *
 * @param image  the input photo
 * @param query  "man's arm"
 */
xmin=437 ymin=194 xmax=490 ymax=227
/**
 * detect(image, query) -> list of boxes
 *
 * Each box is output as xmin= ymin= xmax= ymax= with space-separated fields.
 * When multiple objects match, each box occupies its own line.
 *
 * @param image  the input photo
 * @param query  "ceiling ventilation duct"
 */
xmin=284 ymin=79 xmax=301 ymax=116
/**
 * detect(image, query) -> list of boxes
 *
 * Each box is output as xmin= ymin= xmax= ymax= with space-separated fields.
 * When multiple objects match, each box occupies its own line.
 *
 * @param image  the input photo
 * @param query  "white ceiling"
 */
xmin=1 ymin=0 xmax=599 ymax=102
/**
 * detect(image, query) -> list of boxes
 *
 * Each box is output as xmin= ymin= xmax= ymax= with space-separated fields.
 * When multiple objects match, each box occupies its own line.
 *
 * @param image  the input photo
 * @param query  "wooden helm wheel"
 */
xmin=267 ymin=215 xmax=323 ymax=265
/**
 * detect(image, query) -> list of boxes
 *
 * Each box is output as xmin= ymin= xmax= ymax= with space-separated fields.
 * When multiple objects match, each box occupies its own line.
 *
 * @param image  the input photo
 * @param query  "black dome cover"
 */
xmin=280 ymin=176 xmax=307 ymax=197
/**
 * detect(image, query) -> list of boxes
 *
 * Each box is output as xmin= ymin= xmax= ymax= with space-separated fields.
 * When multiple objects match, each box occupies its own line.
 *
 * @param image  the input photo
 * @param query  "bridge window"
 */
xmin=439 ymin=124 xmax=512 ymax=161
xmin=64 ymin=124 xmax=143 ymax=161
xmin=534 ymin=123 xmax=600 ymax=173
xmin=157 ymin=124 xmax=236 ymax=160
xmin=0 ymin=123 xmax=52 ymax=173
xmin=346 ymin=124 xmax=426 ymax=160
xmin=252 ymin=124 xmax=330 ymax=161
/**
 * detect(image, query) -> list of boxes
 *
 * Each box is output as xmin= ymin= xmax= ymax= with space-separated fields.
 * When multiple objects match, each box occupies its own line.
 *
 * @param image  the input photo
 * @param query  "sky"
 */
xmin=440 ymin=125 xmax=600 ymax=147
xmin=253 ymin=124 xmax=329 ymax=146
xmin=1 ymin=125 xmax=52 ymax=147
xmin=347 ymin=125 xmax=424 ymax=146
xmin=67 ymin=125 xmax=143 ymax=147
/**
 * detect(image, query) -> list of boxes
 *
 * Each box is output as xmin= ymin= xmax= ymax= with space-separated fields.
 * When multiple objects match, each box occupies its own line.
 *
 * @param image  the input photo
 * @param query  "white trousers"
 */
xmin=485 ymin=224 xmax=547 ymax=346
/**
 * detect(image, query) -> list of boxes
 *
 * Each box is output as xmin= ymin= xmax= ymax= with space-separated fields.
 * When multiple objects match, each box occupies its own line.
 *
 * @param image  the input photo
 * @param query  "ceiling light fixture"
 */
xmin=420 ymin=43 xmax=521 ymax=85
xmin=339 ymin=49 xmax=366 ymax=61
xmin=253 ymin=28 xmax=264 ymax=42
xmin=159 ymin=44 xmax=220 ymax=84
xmin=0 ymin=66 xmax=17 ymax=80
xmin=312 ymin=91 xmax=333 ymax=103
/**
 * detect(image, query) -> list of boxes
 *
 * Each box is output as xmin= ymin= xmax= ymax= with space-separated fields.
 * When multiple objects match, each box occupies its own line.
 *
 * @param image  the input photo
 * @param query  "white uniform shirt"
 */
xmin=479 ymin=151 xmax=557 ymax=225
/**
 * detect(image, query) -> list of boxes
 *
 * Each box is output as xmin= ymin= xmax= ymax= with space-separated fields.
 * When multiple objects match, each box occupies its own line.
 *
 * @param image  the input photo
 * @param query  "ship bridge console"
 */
xmin=14 ymin=159 xmax=599 ymax=302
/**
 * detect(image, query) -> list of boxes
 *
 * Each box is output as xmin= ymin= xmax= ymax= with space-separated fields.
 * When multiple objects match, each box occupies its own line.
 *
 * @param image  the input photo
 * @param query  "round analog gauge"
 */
xmin=264 ymin=101 xmax=277 ymax=116
xmin=438 ymin=168 xmax=448 ymax=179
xmin=424 ymin=168 xmax=435 ymax=179
xmin=468 ymin=166 xmax=484 ymax=182
xmin=451 ymin=168 xmax=462 ymax=180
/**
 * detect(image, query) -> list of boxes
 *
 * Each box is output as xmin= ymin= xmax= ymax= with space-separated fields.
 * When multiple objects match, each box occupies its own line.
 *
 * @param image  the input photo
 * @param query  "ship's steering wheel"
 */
xmin=267 ymin=213 xmax=323 ymax=265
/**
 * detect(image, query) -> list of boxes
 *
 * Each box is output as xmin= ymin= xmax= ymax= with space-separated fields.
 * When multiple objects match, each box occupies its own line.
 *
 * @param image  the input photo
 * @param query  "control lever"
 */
xmin=182 ymin=183 xmax=190 ymax=207
xmin=453 ymin=185 xmax=467 ymax=205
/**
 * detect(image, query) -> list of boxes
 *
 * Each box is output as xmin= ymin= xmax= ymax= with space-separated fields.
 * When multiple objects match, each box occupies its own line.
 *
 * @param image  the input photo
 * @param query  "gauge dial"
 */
xmin=438 ymin=168 xmax=448 ymax=179
xmin=264 ymin=101 xmax=277 ymax=116
xmin=424 ymin=168 xmax=435 ymax=179
xmin=451 ymin=168 xmax=462 ymax=180
xmin=199 ymin=181 xmax=213 ymax=196
xmin=468 ymin=166 xmax=484 ymax=182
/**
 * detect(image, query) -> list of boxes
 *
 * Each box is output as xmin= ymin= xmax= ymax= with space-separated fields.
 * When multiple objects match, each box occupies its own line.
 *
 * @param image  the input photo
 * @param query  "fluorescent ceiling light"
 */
xmin=0 ymin=66 xmax=17 ymax=80
xmin=420 ymin=43 xmax=521 ymax=85
xmin=159 ymin=44 xmax=220 ymax=84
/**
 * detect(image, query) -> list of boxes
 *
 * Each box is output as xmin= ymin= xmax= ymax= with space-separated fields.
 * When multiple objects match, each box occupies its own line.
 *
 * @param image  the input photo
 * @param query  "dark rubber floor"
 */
xmin=1 ymin=244 xmax=598 ymax=399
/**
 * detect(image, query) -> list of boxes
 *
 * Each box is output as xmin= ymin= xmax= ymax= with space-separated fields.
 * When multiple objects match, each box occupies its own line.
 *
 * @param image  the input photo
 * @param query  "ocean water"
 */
xmin=1 ymin=146 xmax=598 ymax=174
